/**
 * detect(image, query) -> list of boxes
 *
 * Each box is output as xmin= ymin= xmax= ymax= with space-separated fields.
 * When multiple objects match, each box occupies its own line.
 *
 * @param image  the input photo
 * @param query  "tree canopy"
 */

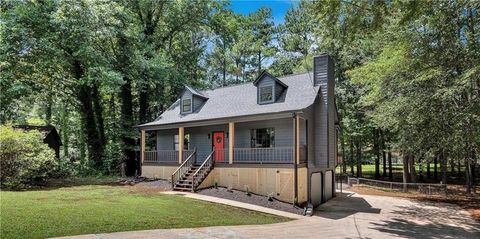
xmin=1 ymin=0 xmax=478 ymax=192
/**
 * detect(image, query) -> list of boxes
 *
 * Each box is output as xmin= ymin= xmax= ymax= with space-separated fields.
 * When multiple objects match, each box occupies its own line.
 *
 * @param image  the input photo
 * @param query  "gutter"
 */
xmin=134 ymin=110 xmax=305 ymax=131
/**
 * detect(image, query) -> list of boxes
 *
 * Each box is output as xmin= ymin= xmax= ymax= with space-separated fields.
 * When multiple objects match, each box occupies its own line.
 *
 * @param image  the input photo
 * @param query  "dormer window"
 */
xmin=259 ymin=85 xmax=274 ymax=104
xmin=179 ymin=86 xmax=208 ymax=115
xmin=182 ymin=98 xmax=192 ymax=113
xmin=253 ymin=71 xmax=288 ymax=105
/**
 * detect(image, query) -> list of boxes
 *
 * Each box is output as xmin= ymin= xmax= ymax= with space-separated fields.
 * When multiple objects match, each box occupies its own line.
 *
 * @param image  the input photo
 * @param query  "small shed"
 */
xmin=13 ymin=125 xmax=62 ymax=158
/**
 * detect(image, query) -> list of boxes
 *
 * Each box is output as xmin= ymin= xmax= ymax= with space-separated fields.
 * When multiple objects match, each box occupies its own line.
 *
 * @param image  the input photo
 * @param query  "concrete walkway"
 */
xmin=162 ymin=191 xmax=304 ymax=219
xmin=56 ymin=191 xmax=480 ymax=239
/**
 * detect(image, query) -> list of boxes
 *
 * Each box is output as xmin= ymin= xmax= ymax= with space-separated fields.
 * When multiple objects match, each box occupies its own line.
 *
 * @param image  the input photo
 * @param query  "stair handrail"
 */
xmin=171 ymin=148 xmax=196 ymax=189
xmin=191 ymin=150 xmax=215 ymax=192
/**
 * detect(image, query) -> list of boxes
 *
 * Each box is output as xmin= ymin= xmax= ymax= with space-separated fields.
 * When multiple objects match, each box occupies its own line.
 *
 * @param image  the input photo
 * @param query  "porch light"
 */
xmin=207 ymin=133 xmax=210 ymax=139
xmin=225 ymin=132 xmax=229 ymax=138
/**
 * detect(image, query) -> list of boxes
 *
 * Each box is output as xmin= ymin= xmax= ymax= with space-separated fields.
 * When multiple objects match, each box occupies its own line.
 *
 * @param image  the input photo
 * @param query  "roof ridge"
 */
xmin=201 ymin=71 xmax=313 ymax=93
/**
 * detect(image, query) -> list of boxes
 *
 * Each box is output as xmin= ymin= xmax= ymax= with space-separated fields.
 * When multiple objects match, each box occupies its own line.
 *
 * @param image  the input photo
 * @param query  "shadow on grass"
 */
xmin=313 ymin=192 xmax=381 ymax=219
xmin=2 ymin=176 xmax=129 ymax=192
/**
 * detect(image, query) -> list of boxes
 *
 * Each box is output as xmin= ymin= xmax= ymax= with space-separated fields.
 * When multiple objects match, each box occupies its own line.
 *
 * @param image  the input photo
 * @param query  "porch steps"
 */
xmin=173 ymin=164 xmax=197 ymax=191
xmin=173 ymin=164 xmax=213 ymax=192
xmin=172 ymin=151 xmax=215 ymax=192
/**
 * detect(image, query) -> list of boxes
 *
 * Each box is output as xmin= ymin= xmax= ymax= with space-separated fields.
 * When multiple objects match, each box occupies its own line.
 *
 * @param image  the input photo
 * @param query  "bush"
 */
xmin=0 ymin=124 xmax=58 ymax=189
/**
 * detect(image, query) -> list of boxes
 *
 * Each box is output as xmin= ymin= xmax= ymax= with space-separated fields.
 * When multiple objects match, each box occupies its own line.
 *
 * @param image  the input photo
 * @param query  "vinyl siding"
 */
xmin=155 ymin=118 xmax=295 ymax=162
xmin=302 ymin=105 xmax=315 ymax=166
xmin=235 ymin=118 xmax=294 ymax=148
xmin=156 ymin=129 xmax=177 ymax=150
xmin=192 ymin=95 xmax=205 ymax=112
xmin=186 ymin=124 xmax=229 ymax=161
xmin=313 ymin=55 xmax=335 ymax=170
xmin=314 ymin=95 xmax=328 ymax=168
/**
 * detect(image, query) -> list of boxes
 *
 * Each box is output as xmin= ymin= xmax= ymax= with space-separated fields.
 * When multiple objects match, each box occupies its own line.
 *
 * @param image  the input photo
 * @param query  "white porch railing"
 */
xmin=144 ymin=147 xmax=306 ymax=164
xmin=228 ymin=146 xmax=307 ymax=164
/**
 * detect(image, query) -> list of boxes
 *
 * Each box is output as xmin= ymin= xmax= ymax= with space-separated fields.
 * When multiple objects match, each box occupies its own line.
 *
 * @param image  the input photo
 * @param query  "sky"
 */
xmin=229 ymin=0 xmax=299 ymax=24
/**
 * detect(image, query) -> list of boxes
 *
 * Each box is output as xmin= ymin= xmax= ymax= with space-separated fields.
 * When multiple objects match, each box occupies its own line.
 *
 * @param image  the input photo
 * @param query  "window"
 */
xmin=182 ymin=98 xmax=192 ymax=113
xmin=259 ymin=85 xmax=274 ymax=103
xmin=174 ymin=134 xmax=190 ymax=150
xmin=250 ymin=128 xmax=275 ymax=148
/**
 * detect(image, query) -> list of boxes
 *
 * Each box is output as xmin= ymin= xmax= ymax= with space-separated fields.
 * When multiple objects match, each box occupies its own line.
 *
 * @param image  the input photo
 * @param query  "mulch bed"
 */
xmin=198 ymin=187 xmax=305 ymax=215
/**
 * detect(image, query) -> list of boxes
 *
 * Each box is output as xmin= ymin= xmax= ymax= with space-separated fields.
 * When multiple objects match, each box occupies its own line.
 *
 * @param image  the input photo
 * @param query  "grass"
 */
xmin=0 ymin=184 xmax=289 ymax=239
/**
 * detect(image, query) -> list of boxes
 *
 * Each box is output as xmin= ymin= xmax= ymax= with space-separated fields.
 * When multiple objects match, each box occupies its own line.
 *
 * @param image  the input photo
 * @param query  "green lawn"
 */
xmin=0 ymin=185 xmax=289 ymax=239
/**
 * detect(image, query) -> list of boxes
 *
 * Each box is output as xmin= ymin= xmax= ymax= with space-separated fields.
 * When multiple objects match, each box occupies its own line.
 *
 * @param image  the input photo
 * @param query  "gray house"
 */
xmin=136 ymin=54 xmax=339 ymax=206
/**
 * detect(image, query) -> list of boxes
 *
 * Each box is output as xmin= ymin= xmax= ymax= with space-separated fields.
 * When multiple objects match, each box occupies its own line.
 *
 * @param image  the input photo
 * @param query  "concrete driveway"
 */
xmin=56 ymin=191 xmax=480 ymax=239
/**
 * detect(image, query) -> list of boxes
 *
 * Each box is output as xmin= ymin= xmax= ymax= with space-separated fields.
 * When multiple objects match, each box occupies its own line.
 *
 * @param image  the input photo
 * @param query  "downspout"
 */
xmin=293 ymin=113 xmax=299 ymax=206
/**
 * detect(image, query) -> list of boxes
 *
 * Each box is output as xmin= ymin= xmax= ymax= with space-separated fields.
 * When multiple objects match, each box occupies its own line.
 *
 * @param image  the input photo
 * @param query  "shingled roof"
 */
xmin=13 ymin=125 xmax=62 ymax=145
xmin=138 ymin=72 xmax=319 ymax=128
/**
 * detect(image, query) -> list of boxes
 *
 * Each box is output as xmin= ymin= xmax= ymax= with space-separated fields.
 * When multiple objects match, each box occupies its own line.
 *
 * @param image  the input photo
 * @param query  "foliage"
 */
xmin=1 ymin=0 xmax=478 ymax=190
xmin=0 ymin=125 xmax=58 ymax=189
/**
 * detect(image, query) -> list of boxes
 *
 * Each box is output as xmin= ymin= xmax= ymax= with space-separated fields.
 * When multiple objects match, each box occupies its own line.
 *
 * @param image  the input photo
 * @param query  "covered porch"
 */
xmin=139 ymin=114 xmax=309 ymax=166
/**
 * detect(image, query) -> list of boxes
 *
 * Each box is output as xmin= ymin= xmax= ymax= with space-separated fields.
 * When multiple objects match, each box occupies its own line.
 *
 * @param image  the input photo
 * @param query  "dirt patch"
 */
xmin=129 ymin=179 xmax=172 ymax=196
xmin=198 ymin=187 xmax=304 ymax=215
xmin=350 ymin=185 xmax=480 ymax=221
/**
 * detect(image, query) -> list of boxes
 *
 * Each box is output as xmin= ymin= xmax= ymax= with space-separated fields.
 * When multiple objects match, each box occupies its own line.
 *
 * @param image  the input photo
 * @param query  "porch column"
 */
xmin=178 ymin=127 xmax=184 ymax=164
xmin=229 ymin=122 xmax=235 ymax=164
xmin=294 ymin=114 xmax=300 ymax=164
xmin=140 ymin=129 xmax=146 ymax=164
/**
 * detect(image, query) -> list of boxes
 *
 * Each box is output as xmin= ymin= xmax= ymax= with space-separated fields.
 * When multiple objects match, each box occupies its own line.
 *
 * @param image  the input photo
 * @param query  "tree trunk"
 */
xmin=120 ymin=76 xmax=137 ymax=176
xmin=91 ymin=86 xmax=105 ymax=146
xmin=466 ymin=157 xmax=472 ymax=194
xmin=74 ymin=59 xmax=104 ymax=168
xmin=374 ymin=129 xmax=380 ymax=179
xmin=356 ymin=140 xmax=362 ymax=178
xmin=472 ymin=159 xmax=476 ymax=194
xmin=139 ymin=90 xmax=148 ymax=123
xmin=45 ymin=94 xmax=53 ymax=125
xmin=450 ymin=158 xmax=456 ymax=176
xmin=427 ymin=160 xmax=431 ymax=179
xmin=341 ymin=132 xmax=346 ymax=174
xmin=257 ymin=50 xmax=262 ymax=75
xmin=350 ymin=140 xmax=354 ymax=175
xmin=61 ymin=103 xmax=69 ymax=160
xmin=117 ymin=34 xmax=139 ymax=177
xmin=402 ymin=154 xmax=410 ymax=192
xmin=78 ymin=125 xmax=86 ymax=162
xmin=408 ymin=155 xmax=416 ymax=183
xmin=434 ymin=156 xmax=438 ymax=180
xmin=440 ymin=151 xmax=447 ymax=184
xmin=458 ymin=159 xmax=462 ymax=178
xmin=388 ymin=151 xmax=393 ymax=180
xmin=381 ymin=131 xmax=387 ymax=178
xmin=222 ymin=50 xmax=226 ymax=86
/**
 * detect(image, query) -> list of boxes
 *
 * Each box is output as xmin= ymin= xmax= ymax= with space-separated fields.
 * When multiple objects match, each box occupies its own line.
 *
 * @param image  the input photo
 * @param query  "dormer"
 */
xmin=253 ymin=71 xmax=288 ymax=105
xmin=179 ymin=86 xmax=208 ymax=114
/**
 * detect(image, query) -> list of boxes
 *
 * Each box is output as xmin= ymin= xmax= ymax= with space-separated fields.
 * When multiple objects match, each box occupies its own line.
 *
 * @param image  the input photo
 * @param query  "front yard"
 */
xmin=0 ymin=183 xmax=289 ymax=239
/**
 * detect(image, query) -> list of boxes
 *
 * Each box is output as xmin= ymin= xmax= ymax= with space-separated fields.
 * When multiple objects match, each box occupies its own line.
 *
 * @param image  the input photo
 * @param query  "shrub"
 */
xmin=0 ymin=124 xmax=58 ymax=189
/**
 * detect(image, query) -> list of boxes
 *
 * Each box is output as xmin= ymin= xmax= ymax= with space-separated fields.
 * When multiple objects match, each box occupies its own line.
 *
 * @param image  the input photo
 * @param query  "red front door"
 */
xmin=212 ymin=131 xmax=224 ymax=162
